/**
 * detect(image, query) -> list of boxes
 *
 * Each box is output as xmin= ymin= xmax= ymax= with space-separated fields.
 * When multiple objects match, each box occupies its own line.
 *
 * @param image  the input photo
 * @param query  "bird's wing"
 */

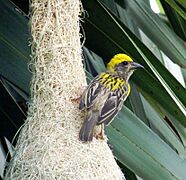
xmin=97 ymin=88 xmax=128 ymax=125
xmin=79 ymin=76 xmax=101 ymax=110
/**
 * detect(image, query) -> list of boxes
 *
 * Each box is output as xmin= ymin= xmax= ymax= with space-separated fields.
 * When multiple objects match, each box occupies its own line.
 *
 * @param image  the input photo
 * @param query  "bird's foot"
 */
xmin=71 ymin=96 xmax=81 ymax=103
xmin=96 ymin=124 xmax=105 ymax=140
xmin=70 ymin=86 xmax=86 ymax=104
xmin=95 ymin=132 xmax=105 ymax=140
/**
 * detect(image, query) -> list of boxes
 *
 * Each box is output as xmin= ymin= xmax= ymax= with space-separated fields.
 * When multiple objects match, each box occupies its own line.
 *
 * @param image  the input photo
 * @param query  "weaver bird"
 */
xmin=79 ymin=54 xmax=143 ymax=142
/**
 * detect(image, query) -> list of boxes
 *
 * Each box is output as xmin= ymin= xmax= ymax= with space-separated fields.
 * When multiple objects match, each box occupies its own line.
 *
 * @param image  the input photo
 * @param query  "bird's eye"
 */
xmin=122 ymin=61 xmax=128 ymax=66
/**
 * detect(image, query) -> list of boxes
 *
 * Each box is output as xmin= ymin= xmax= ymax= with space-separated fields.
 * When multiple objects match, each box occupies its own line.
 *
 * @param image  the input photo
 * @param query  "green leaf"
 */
xmin=128 ymin=82 xmax=149 ymax=125
xmin=164 ymin=0 xmax=186 ymax=20
xmin=0 ymin=77 xmax=26 ymax=143
xmin=140 ymin=95 xmax=186 ymax=157
xmin=102 ymin=0 xmax=118 ymax=14
xmin=160 ymin=0 xmax=186 ymax=40
xmin=0 ymin=0 xmax=31 ymax=93
xmin=182 ymin=68 xmax=186 ymax=83
xmin=167 ymin=113 xmax=186 ymax=149
xmin=83 ymin=47 xmax=106 ymax=74
xmin=106 ymin=107 xmax=186 ymax=179
xmin=126 ymin=0 xmax=186 ymax=68
xmin=176 ymin=0 xmax=186 ymax=9
xmin=116 ymin=160 xmax=137 ymax=180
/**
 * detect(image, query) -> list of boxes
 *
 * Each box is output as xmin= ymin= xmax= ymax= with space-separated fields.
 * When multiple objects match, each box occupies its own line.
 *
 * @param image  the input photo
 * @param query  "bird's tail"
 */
xmin=79 ymin=112 xmax=98 ymax=142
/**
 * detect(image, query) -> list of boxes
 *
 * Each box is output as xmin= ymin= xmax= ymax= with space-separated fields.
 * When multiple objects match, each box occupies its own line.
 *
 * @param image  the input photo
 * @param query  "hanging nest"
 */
xmin=5 ymin=0 xmax=124 ymax=179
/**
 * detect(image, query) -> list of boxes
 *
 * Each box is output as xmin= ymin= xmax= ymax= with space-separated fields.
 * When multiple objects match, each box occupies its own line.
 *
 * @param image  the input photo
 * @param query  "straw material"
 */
xmin=5 ymin=0 xmax=124 ymax=179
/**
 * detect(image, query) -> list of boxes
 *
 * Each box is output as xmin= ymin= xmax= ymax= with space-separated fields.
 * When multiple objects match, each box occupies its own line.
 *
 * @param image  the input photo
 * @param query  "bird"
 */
xmin=79 ymin=53 xmax=143 ymax=142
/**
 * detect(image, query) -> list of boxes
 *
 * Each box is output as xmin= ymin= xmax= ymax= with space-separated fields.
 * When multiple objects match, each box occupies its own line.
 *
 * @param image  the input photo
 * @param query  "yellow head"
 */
xmin=107 ymin=54 xmax=133 ymax=71
xmin=106 ymin=53 xmax=143 ymax=81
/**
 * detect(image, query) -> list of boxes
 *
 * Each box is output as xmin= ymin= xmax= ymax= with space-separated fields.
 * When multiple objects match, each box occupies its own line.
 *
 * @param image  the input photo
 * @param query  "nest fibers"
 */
xmin=5 ymin=0 xmax=124 ymax=179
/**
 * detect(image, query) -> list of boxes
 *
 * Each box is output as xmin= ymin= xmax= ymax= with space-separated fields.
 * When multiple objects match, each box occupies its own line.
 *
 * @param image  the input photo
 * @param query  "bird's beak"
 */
xmin=131 ymin=62 xmax=144 ymax=69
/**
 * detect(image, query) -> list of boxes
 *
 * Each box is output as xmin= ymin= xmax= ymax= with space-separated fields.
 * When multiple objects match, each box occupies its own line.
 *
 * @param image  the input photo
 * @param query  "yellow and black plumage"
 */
xmin=79 ymin=54 xmax=143 ymax=142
